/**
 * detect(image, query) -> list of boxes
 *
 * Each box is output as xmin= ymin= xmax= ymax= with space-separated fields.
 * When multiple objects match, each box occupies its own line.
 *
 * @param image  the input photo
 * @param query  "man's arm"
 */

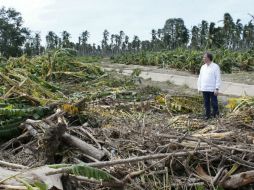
xmin=197 ymin=67 xmax=202 ymax=91
xmin=214 ymin=65 xmax=221 ymax=95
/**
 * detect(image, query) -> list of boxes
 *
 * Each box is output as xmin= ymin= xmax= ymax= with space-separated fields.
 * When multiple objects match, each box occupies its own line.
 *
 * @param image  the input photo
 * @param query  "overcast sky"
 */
xmin=0 ymin=0 xmax=253 ymax=45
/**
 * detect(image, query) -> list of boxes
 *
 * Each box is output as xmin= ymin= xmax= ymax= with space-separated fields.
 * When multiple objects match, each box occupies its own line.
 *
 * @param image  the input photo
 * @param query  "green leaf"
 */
xmin=48 ymin=164 xmax=72 ymax=169
xmin=195 ymin=185 xmax=205 ymax=190
xmin=34 ymin=181 xmax=48 ymax=190
xmin=32 ymin=113 xmax=41 ymax=120
xmin=71 ymin=164 xmax=113 ymax=181
xmin=16 ymin=177 xmax=36 ymax=190
xmin=4 ymin=104 xmax=13 ymax=110
xmin=49 ymin=164 xmax=115 ymax=182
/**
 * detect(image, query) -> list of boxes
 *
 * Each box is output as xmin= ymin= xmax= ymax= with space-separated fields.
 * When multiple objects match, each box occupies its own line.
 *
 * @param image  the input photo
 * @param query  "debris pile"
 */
xmin=0 ymin=51 xmax=254 ymax=190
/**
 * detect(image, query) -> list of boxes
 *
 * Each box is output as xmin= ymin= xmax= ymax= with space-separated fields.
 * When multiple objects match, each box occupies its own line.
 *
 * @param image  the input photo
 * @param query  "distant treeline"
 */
xmin=0 ymin=6 xmax=254 ymax=58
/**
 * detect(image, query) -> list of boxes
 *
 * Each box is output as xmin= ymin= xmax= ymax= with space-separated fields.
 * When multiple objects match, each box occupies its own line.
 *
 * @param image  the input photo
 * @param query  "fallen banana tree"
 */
xmin=1 ymin=104 xmax=254 ymax=189
xmin=1 ymin=53 xmax=254 ymax=189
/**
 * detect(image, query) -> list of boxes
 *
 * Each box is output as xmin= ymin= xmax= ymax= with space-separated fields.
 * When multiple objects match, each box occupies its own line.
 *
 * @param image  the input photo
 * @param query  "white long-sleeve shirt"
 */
xmin=197 ymin=62 xmax=221 ymax=92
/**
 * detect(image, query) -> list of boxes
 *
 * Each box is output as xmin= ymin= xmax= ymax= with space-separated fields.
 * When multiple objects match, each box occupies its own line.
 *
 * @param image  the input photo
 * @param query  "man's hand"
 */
xmin=214 ymin=89 xmax=219 ymax=96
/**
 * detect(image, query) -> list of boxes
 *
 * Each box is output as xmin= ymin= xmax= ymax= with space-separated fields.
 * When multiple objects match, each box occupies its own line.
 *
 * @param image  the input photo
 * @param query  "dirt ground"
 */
xmin=98 ymin=60 xmax=236 ymax=102
xmin=98 ymin=60 xmax=254 ymax=85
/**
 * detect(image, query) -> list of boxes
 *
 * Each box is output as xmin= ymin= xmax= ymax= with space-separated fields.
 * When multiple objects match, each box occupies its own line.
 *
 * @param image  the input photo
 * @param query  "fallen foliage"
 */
xmin=0 ymin=51 xmax=254 ymax=190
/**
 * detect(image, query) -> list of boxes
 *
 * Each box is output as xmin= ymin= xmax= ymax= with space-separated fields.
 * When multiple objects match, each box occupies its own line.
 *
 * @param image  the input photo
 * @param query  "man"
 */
xmin=197 ymin=52 xmax=221 ymax=120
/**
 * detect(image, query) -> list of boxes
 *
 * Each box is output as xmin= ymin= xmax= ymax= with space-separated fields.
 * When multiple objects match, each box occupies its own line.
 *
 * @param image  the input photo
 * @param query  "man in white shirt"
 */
xmin=197 ymin=52 xmax=221 ymax=120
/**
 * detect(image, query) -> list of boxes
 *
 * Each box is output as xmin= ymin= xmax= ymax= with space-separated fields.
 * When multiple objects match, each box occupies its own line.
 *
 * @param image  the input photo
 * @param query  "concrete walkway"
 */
xmin=101 ymin=64 xmax=254 ymax=97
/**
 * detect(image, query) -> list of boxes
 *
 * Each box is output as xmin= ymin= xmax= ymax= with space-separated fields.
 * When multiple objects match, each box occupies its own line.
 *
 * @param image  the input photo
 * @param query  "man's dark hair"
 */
xmin=206 ymin=52 xmax=213 ymax=61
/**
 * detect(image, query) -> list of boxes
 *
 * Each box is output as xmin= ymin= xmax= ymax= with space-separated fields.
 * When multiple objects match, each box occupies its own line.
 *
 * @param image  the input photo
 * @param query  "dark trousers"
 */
xmin=202 ymin=91 xmax=219 ymax=118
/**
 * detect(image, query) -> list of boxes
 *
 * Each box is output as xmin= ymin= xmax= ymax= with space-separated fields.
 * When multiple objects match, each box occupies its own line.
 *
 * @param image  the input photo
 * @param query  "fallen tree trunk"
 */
xmin=62 ymin=133 xmax=106 ymax=161
xmin=0 ymin=185 xmax=29 ymax=190
xmin=192 ymin=131 xmax=234 ymax=139
xmin=196 ymin=164 xmax=254 ymax=188
xmin=87 ymin=148 xmax=217 ymax=168
xmin=20 ymin=118 xmax=106 ymax=162
xmin=219 ymin=170 xmax=254 ymax=189
xmin=0 ymin=160 xmax=28 ymax=169
xmin=46 ymin=148 xmax=218 ymax=175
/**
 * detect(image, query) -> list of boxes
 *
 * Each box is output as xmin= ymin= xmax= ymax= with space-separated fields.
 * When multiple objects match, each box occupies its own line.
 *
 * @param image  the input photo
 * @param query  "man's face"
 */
xmin=203 ymin=54 xmax=210 ymax=64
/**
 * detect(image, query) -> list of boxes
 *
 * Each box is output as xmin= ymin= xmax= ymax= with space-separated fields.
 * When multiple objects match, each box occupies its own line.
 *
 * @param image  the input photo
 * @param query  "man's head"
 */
xmin=203 ymin=52 xmax=213 ymax=64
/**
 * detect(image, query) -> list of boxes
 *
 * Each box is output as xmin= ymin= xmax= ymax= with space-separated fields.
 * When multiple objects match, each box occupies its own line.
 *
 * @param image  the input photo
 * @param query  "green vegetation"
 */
xmin=111 ymin=49 xmax=254 ymax=73
xmin=0 ymin=49 xmax=105 ymax=139
xmin=76 ymin=55 xmax=102 ymax=63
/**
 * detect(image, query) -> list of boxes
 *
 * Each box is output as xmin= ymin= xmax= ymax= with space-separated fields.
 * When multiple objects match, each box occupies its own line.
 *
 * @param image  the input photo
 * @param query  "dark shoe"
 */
xmin=213 ymin=114 xmax=220 ymax=119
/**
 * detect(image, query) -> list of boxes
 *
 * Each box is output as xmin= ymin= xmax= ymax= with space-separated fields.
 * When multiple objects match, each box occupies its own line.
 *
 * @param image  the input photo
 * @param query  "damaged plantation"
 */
xmin=0 ymin=50 xmax=254 ymax=190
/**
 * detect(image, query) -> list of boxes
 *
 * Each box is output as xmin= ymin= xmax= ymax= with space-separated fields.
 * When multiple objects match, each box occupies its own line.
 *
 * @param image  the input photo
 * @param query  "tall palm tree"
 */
xmin=243 ymin=22 xmax=254 ymax=49
xmin=223 ymin=13 xmax=235 ymax=48
xmin=132 ymin=35 xmax=141 ymax=51
xmin=163 ymin=18 xmax=189 ymax=49
xmin=79 ymin=30 xmax=89 ymax=55
xmin=101 ymin=29 xmax=109 ymax=54
xmin=200 ymin=20 xmax=209 ymax=48
xmin=61 ymin=30 xmax=71 ymax=48
xmin=33 ymin=33 xmax=41 ymax=55
xmin=233 ymin=19 xmax=243 ymax=49
xmin=46 ymin=31 xmax=58 ymax=49
xmin=190 ymin=26 xmax=200 ymax=49
xmin=123 ymin=35 xmax=129 ymax=51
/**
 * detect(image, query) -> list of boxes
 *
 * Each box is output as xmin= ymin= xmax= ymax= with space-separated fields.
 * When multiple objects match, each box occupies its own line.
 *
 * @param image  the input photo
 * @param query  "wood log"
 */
xmin=87 ymin=149 xmax=216 ymax=168
xmin=220 ymin=170 xmax=254 ymax=189
xmin=195 ymin=165 xmax=213 ymax=182
xmin=46 ymin=148 xmax=218 ymax=175
xmin=21 ymin=119 xmax=105 ymax=161
xmin=62 ymin=133 xmax=106 ymax=161
xmin=192 ymin=132 xmax=234 ymax=139
xmin=0 ymin=185 xmax=28 ymax=190
xmin=0 ymin=160 xmax=28 ymax=169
